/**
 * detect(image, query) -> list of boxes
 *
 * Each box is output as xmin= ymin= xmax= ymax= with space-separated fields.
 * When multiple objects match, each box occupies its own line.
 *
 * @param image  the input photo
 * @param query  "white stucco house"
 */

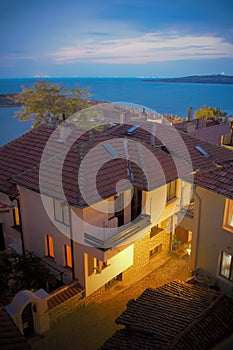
xmin=0 ymin=116 xmax=233 ymax=297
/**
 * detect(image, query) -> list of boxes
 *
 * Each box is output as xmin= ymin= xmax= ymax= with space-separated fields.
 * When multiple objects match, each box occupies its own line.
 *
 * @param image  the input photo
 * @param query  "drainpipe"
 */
xmin=193 ymin=185 xmax=202 ymax=270
xmin=68 ymin=207 xmax=75 ymax=280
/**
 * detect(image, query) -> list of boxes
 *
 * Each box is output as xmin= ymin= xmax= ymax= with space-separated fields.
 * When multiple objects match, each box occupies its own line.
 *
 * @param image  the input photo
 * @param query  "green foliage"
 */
xmin=11 ymin=80 xmax=91 ymax=129
xmin=194 ymin=105 xmax=227 ymax=120
xmin=0 ymin=250 xmax=57 ymax=304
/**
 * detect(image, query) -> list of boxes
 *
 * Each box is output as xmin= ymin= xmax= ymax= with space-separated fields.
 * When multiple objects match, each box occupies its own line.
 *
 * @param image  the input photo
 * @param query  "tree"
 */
xmin=194 ymin=105 xmax=227 ymax=121
xmin=11 ymin=80 xmax=91 ymax=129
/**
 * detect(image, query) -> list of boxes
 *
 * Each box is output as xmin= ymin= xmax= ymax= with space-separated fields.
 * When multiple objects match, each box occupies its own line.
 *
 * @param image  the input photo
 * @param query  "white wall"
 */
xmin=194 ymin=186 xmax=233 ymax=292
xmin=18 ymin=187 xmax=75 ymax=283
xmin=84 ymin=244 xmax=134 ymax=296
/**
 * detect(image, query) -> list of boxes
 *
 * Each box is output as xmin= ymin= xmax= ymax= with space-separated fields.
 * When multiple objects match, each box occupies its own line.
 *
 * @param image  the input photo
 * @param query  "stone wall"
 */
xmin=123 ymin=218 xmax=171 ymax=282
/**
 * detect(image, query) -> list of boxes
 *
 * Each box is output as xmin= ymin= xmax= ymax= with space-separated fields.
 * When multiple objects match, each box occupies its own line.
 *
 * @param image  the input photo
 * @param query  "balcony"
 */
xmin=84 ymin=214 xmax=151 ymax=249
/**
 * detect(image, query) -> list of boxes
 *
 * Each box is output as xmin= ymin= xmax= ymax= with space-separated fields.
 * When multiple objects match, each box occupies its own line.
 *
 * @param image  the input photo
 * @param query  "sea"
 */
xmin=0 ymin=77 xmax=233 ymax=147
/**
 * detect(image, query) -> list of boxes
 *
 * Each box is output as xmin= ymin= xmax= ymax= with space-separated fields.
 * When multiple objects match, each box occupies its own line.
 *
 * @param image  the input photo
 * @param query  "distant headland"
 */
xmin=0 ymin=94 xmax=21 ymax=108
xmin=142 ymin=74 xmax=233 ymax=84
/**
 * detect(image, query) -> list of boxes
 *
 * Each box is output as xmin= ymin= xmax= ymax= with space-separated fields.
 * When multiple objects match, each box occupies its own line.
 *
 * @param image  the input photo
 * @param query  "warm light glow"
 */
xmin=47 ymin=235 xmax=55 ymax=258
xmin=14 ymin=207 xmax=20 ymax=226
xmin=65 ymin=245 xmax=72 ymax=268
xmin=187 ymin=248 xmax=191 ymax=256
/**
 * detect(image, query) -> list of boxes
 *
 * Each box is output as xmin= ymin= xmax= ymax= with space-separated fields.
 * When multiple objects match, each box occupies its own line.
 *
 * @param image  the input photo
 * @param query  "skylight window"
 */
xmin=126 ymin=125 xmax=140 ymax=135
xmin=194 ymin=145 xmax=210 ymax=157
xmin=103 ymin=144 xmax=119 ymax=159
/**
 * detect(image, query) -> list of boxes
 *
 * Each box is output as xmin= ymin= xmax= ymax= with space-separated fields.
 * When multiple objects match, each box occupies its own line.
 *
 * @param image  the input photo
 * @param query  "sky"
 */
xmin=0 ymin=0 xmax=233 ymax=78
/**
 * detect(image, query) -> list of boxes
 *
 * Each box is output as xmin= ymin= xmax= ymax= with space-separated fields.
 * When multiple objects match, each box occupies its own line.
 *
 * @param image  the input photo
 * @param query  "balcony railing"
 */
xmin=84 ymin=214 xmax=151 ymax=249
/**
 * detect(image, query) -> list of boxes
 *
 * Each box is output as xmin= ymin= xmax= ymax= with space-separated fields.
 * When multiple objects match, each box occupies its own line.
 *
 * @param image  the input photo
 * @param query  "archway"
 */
xmin=21 ymin=303 xmax=35 ymax=338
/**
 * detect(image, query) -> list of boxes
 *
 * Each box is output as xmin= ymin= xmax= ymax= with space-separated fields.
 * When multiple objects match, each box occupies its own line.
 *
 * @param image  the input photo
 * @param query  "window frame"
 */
xmin=54 ymin=199 xmax=70 ymax=227
xmin=219 ymin=251 xmax=233 ymax=281
xmin=223 ymin=199 xmax=233 ymax=232
xmin=46 ymin=235 xmax=55 ymax=259
xmin=166 ymin=180 xmax=177 ymax=203
xmin=64 ymin=244 xmax=72 ymax=268
xmin=13 ymin=207 xmax=20 ymax=227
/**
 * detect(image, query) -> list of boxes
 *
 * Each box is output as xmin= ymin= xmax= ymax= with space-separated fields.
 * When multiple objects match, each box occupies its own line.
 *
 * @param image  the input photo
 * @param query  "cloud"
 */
xmin=52 ymin=32 xmax=233 ymax=64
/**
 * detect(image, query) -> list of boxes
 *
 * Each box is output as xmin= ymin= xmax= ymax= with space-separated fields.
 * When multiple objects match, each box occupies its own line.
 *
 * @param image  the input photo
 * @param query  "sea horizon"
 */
xmin=0 ymin=77 xmax=233 ymax=147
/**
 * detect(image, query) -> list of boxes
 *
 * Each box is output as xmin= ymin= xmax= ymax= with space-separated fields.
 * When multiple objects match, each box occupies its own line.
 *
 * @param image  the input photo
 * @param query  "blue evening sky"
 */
xmin=0 ymin=0 xmax=233 ymax=78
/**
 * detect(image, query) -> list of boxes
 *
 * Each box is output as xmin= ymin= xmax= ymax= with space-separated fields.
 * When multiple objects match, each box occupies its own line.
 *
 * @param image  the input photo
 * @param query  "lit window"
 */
xmin=64 ymin=245 xmax=72 ymax=268
xmin=13 ymin=207 xmax=20 ymax=226
xmin=54 ymin=199 xmax=70 ymax=226
xmin=46 ymin=235 xmax=54 ymax=258
xmin=223 ymin=199 xmax=233 ymax=232
xmin=166 ymin=180 xmax=177 ymax=202
xmin=220 ymin=251 xmax=233 ymax=281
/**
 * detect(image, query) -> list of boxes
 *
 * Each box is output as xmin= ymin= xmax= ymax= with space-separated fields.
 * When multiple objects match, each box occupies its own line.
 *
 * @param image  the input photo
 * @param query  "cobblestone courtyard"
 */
xmin=32 ymin=254 xmax=189 ymax=350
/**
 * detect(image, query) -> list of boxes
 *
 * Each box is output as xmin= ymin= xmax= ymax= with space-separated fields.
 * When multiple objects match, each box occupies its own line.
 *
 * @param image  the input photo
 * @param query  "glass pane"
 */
xmin=65 ymin=245 xmax=72 ymax=268
xmin=230 ymin=214 xmax=233 ymax=227
xmin=54 ymin=200 xmax=63 ymax=222
xmin=63 ymin=205 xmax=70 ymax=226
xmin=220 ymin=252 xmax=231 ymax=278
xmin=48 ymin=236 xmax=54 ymax=258
xmin=14 ymin=207 xmax=20 ymax=226
xmin=167 ymin=181 xmax=176 ymax=201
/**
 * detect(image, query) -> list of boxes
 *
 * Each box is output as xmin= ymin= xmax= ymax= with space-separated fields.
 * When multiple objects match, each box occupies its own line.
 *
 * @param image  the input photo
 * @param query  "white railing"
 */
xmin=84 ymin=214 xmax=151 ymax=248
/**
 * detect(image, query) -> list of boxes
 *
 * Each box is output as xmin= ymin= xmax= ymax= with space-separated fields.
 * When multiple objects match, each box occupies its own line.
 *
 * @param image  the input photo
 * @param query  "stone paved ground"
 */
xmin=32 ymin=254 xmax=189 ymax=350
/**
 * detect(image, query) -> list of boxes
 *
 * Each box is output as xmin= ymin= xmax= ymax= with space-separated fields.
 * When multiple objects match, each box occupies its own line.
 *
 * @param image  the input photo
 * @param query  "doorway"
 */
xmin=115 ymin=193 xmax=125 ymax=227
xmin=21 ymin=303 xmax=35 ymax=338
xmin=131 ymin=188 xmax=142 ymax=221
xmin=0 ymin=223 xmax=5 ymax=251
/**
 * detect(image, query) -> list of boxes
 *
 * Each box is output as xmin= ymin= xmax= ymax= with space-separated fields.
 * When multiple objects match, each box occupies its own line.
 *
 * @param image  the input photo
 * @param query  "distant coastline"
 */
xmin=142 ymin=74 xmax=233 ymax=84
xmin=0 ymin=94 xmax=21 ymax=108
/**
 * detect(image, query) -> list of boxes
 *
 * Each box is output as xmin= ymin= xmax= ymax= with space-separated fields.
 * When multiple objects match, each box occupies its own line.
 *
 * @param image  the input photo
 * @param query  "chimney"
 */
xmin=188 ymin=107 xmax=193 ymax=121
xmin=151 ymin=123 xmax=156 ymax=146
xmin=120 ymin=112 xmax=124 ymax=124
xmin=57 ymin=124 xmax=72 ymax=143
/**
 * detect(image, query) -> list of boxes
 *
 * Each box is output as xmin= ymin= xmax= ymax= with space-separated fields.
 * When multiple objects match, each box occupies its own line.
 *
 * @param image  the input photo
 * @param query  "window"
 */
xmin=13 ymin=207 xmax=20 ymax=227
xmin=54 ymin=199 xmax=70 ymax=226
xmin=64 ymin=245 xmax=72 ymax=268
xmin=149 ymin=244 xmax=162 ymax=259
xmin=46 ymin=235 xmax=54 ymax=258
xmin=223 ymin=199 xmax=233 ymax=232
xmin=166 ymin=180 xmax=177 ymax=202
xmin=220 ymin=251 xmax=233 ymax=281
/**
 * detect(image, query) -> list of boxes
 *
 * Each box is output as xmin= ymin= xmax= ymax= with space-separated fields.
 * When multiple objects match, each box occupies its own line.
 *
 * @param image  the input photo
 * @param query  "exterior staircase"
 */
xmin=47 ymin=280 xmax=84 ymax=310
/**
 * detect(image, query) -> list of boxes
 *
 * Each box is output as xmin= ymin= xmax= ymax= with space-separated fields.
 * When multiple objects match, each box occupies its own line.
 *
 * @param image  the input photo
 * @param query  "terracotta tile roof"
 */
xmin=0 ymin=122 xmax=233 ymax=206
xmin=194 ymin=124 xmax=231 ymax=145
xmin=100 ymin=281 xmax=233 ymax=350
xmin=0 ymin=126 xmax=54 ymax=196
xmin=0 ymin=304 xmax=30 ymax=349
xmin=194 ymin=160 xmax=233 ymax=199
